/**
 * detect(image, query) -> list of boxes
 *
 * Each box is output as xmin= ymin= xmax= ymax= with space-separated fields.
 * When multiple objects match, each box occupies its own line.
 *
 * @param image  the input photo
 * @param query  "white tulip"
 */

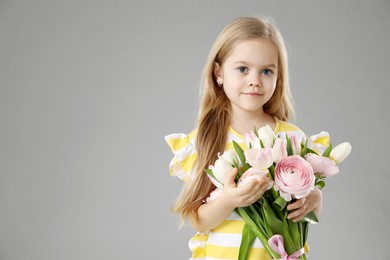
xmin=213 ymin=157 xmax=234 ymax=186
xmin=257 ymin=125 xmax=276 ymax=148
xmin=244 ymin=131 xmax=262 ymax=149
xmin=220 ymin=149 xmax=239 ymax=166
xmin=330 ymin=142 xmax=352 ymax=164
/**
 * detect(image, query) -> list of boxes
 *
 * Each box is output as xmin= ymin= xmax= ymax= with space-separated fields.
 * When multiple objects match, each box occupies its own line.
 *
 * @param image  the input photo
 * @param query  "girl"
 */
xmin=165 ymin=16 xmax=322 ymax=259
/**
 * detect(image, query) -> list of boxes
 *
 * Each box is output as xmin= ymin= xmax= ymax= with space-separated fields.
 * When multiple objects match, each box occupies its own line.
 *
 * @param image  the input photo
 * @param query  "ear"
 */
xmin=213 ymin=62 xmax=223 ymax=83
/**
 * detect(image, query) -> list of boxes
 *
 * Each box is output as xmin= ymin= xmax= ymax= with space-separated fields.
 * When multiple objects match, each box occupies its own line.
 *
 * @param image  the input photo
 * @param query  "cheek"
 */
xmin=265 ymin=78 xmax=277 ymax=92
xmin=224 ymin=72 xmax=241 ymax=84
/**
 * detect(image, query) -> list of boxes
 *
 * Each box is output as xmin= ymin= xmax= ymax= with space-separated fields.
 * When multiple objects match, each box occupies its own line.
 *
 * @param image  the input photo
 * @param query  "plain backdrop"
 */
xmin=1 ymin=1 xmax=389 ymax=259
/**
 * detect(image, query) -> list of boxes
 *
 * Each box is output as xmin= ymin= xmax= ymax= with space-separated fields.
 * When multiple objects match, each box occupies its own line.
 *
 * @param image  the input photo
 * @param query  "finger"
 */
xmin=236 ymin=178 xmax=259 ymax=195
xmin=256 ymin=180 xmax=268 ymax=196
xmin=287 ymin=198 xmax=305 ymax=211
xmin=247 ymin=180 xmax=268 ymax=202
xmin=292 ymin=210 xmax=308 ymax=222
xmin=287 ymin=208 xmax=305 ymax=221
xmin=225 ymin=168 xmax=238 ymax=187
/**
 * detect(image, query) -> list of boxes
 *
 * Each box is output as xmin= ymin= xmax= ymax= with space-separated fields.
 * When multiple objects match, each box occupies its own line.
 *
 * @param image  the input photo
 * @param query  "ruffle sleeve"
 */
xmin=164 ymin=129 xmax=197 ymax=181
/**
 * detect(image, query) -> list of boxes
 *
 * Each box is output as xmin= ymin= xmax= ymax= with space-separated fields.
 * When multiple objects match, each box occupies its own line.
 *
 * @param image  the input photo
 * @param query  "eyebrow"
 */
xmin=233 ymin=61 xmax=277 ymax=68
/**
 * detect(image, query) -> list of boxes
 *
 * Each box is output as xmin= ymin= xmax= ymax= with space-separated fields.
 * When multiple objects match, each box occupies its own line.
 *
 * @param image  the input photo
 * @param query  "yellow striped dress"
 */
xmin=165 ymin=118 xmax=307 ymax=260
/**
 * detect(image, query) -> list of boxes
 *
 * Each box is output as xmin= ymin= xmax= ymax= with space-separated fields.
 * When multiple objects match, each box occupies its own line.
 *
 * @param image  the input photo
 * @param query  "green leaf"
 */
xmin=204 ymin=169 xmax=223 ymax=186
xmin=286 ymin=135 xmax=293 ymax=156
xmin=315 ymin=180 xmax=326 ymax=189
xmin=233 ymin=141 xmax=250 ymax=170
xmin=238 ymin=224 xmax=256 ymax=260
xmin=270 ymin=185 xmax=279 ymax=201
xmin=260 ymin=139 xmax=265 ymax=149
xmin=251 ymin=203 xmax=270 ymax=236
xmin=287 ymin=218 xmax=300 ymax=249
xmin=301 ymin=139 xmax=308 ymax=157
xmin=273 ymin=196 xmax=287 ymax=211
xmin=306 ymin=147 xmax=318 ymax=155
xmin=236 ymin=208 xmax=279 ymax=259
xmin=322 ymin=143 xmax=333 ymax=157
xmin=253 ymin=125 xmax=258 ymax=136
xmin=261 ymin=199 xmax=299 ymax=255
xmin=268 ymin=164 xmax=275 ymax=181
xmin=299 ymin=221 xmax=309 ymax=249
xmin=300 ymin=210 xmax=319 ymax=224
xmin=232 ymin=160 xmax=243 ymax=179
xmin=303 ymin=221 xmax=309 ymax=246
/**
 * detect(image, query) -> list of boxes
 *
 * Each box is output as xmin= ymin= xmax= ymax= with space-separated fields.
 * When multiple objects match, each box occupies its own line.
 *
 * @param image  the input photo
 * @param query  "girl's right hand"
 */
xmin=193 ymin=168 xmax=268 ymax=232
xmin=219 ymin=168 xmax=269 ymax=209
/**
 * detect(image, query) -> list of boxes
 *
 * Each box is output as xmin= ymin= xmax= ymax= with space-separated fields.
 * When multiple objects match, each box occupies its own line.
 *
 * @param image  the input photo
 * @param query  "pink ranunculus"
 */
xmin=305 ymin=153 xmax=339 ymax=177
xmin=244 ymin=147 xmax=273 ymax=170
xmin=274 ymin=155 xmax=315 ymax=201
xmin=272 ymin=138 xmax=287 ymax=163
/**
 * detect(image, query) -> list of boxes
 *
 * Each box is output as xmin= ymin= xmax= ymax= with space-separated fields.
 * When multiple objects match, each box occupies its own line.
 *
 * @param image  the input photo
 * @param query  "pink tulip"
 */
xmin=272 ymin=138 xmax=287 ymax=163
xmin=274 ymin=155 xmax=315 ymax=201
xmin=237 ymin=167 xmax=268 ymax=187
xmin=305 ymin=153 xmax=339 ymax=177
xmin=289 ymin=134 xmax=301 ymax=155
xmin=244 ymin=130 xmax=261 ymax=149
xmin=244 ymin=147 xmax=273 ymax=170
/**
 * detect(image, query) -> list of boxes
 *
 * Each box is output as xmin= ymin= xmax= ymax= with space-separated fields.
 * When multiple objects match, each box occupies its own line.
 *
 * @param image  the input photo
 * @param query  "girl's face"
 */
xmin=215 ymin=38 xmax=279 ymax=116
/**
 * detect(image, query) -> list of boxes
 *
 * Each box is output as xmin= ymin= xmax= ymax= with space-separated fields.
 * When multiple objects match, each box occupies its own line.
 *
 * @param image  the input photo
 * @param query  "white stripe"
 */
xmin=278 ymin=130 xmax=306 ymax=142
xmin=174 ymin=144 xmax=196 ymax=162
xmin=226 ymin=128 xmax=247 ymax=143
xmin=207 ymin=232 xmax=264 ymax=248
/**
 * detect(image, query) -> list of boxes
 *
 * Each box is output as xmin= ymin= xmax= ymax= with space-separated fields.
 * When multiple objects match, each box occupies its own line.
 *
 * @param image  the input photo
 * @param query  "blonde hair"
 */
xmin=172 ymin=16 xmax=294 ymax=225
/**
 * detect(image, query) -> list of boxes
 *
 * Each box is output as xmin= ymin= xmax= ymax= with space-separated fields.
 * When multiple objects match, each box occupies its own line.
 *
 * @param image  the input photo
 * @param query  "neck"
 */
xmin=230 ymin=108 xmax=275 ymax=135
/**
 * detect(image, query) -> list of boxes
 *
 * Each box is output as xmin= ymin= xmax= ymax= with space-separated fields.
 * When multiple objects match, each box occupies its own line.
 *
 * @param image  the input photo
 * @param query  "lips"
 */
xmin=243 ymin=92 xmax=262 ymax=96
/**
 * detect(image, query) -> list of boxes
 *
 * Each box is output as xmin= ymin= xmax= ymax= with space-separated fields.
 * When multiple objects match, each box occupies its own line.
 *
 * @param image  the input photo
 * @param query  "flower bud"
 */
xmin=330 ymin=142 xmax=352 ymax=164
xmin=213 ymin=157 xmax=234 ymax=186
xmin=220 ymin=149 xmax=238 ymax=166
xmin=257 ymin=125 xmax=275 ymax=148
xmin=272 ymin=138 xmax=287 ymax=163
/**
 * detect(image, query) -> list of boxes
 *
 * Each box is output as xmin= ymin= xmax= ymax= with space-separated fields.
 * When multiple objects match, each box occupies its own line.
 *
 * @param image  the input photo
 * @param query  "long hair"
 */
xmin=172 ymin=16 xmax=294 ymax=225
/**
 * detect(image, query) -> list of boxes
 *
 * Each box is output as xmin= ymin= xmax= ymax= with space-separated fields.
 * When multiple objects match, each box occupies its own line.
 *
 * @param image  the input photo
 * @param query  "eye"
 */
xmin=238 ymin=66 xmax=248 ymax=73
xmin=262 ymin=69 xmax=273 ymax=76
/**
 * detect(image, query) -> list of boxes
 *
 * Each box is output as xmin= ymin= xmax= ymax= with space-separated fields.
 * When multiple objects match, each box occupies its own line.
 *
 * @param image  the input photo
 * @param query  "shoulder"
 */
xmin=274 ymin=118 xmax=307 ymax=142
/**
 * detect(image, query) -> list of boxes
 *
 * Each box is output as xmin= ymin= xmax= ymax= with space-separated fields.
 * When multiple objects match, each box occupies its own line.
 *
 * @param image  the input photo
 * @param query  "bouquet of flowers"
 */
xmin=205 ymin=126 xmax=351 ymax=260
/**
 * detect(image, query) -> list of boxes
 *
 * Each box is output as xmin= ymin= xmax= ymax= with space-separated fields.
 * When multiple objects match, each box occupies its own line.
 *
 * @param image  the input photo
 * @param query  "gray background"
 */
xmin=0 ymin=0 xmax=389 ymax=259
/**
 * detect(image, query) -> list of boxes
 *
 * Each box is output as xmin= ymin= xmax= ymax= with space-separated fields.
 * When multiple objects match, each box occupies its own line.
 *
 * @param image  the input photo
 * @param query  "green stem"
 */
xmin=236 ymin=207 xmax=279 ymax=259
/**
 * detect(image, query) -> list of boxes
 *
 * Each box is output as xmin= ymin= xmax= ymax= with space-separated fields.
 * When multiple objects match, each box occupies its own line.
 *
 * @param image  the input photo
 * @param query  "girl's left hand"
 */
xmin=286 ymin=187 xmax=322 ymax=222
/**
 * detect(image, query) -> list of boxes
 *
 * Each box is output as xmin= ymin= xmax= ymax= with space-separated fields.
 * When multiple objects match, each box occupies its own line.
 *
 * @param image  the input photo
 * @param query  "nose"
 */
xmin=249 ymin=76 xmax=261 ymax=87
